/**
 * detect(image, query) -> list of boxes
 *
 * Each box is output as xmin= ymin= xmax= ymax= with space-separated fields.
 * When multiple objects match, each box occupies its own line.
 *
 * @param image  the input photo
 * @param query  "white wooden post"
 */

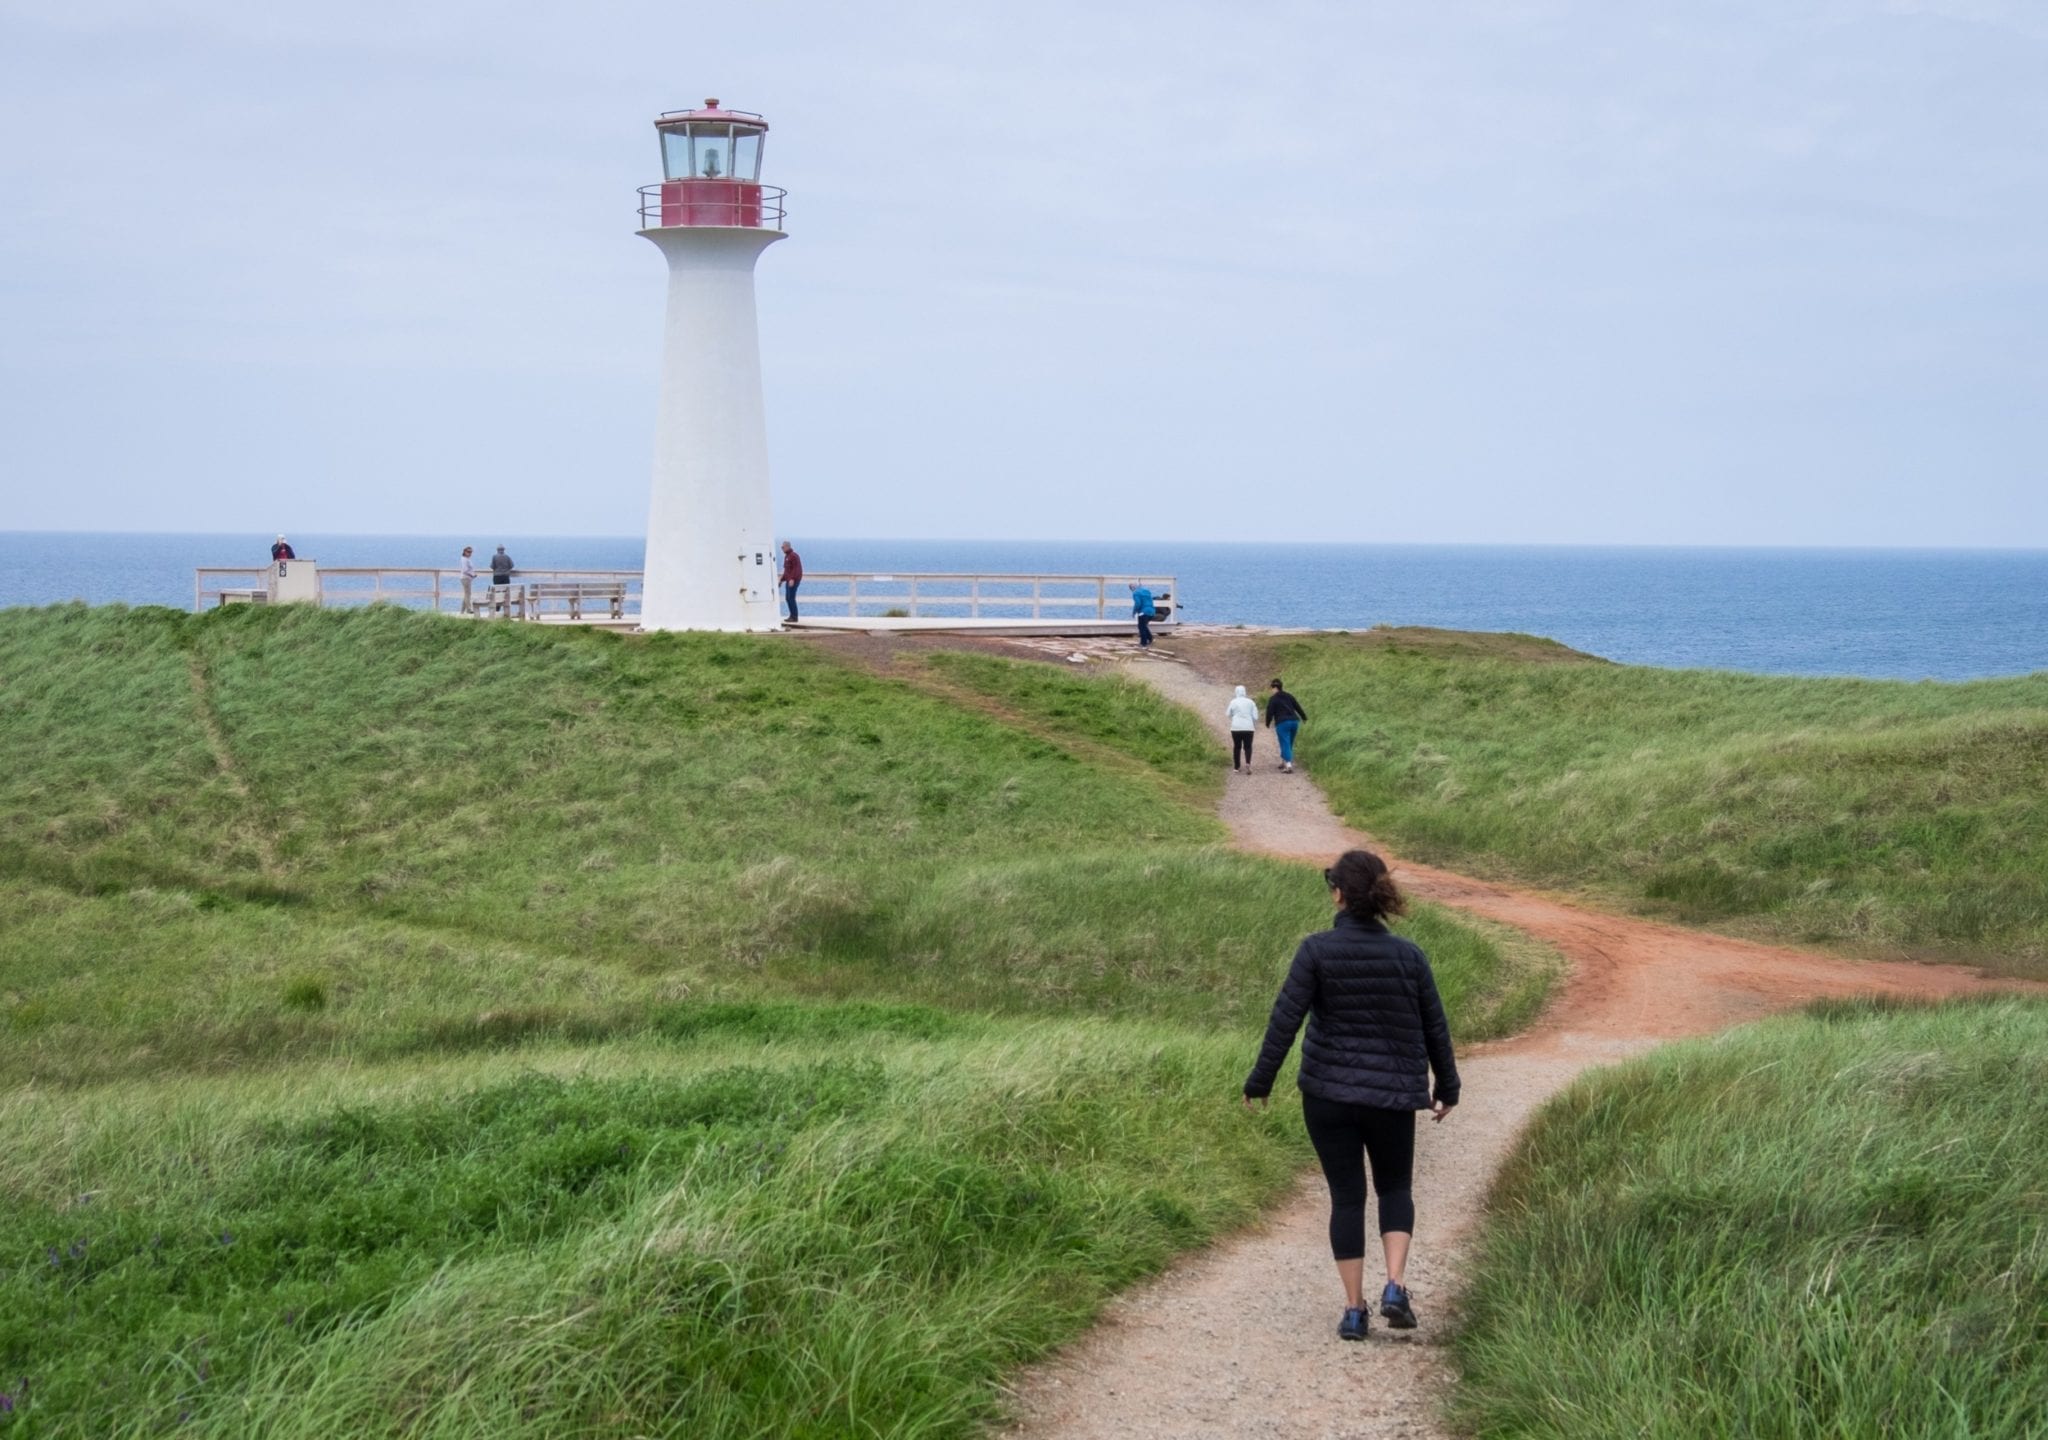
xmin=971 ymin=578 xmax=980 ymax=617
xmin=909 ymin=575 xmax=920 ymax=617
xmin=849 ymin=576 xmax=860 ymax=615
xmin=1031 ymin=577 xmax=1042 ymax=619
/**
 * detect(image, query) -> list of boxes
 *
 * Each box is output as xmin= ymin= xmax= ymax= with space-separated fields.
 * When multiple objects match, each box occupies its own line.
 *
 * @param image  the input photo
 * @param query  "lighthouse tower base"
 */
xmin=639 ymin=226 xmax=787 ymax=632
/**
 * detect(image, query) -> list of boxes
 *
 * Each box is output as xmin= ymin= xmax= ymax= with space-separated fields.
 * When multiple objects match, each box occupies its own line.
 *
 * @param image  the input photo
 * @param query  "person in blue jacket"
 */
xmin=1128 ymin=581 xmax=1157 ymax=648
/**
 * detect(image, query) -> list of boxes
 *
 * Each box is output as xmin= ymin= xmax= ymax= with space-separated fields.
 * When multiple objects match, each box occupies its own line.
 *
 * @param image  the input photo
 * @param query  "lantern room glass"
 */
xmin=660 ymin=123 xmax=767 ymax=182
xmin=733 ymin=131 xmax=762 ymax=181
xmin=695 ymin=128 xmax=732 ymax=180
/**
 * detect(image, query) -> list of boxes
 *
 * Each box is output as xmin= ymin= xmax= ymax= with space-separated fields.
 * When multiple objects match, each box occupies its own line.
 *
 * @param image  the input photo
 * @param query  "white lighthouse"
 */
xmin=637 ymin=101 xmax=787 ymax=632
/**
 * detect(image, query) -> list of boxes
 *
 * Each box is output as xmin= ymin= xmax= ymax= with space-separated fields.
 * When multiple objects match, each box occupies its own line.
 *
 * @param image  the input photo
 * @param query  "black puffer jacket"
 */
xmin=1243 ymin=911 xmax=1460 ymax=1109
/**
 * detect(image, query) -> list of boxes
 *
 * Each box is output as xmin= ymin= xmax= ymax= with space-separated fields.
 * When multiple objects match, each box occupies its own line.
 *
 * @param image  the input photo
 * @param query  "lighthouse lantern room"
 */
xmin=636 ymin=99 xmax=789 ymax=633
xmin=650 ymin=103 xmax=775 ymax=227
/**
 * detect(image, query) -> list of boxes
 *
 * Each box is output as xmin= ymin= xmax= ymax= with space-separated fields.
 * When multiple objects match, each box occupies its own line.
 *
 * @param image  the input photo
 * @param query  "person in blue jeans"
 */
xmin=1128 ymin=582 xmax=1157 ymax=648
xmin=1265 ymin=678 xmax=1307 ymax=772
xmin=779 ymin=541 xmax=803 ymax=624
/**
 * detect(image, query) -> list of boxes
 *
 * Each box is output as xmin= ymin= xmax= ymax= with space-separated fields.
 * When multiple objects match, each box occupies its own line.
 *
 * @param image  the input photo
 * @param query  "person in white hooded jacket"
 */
xmin=1226 ymin=685 xmax=1260 ymax=772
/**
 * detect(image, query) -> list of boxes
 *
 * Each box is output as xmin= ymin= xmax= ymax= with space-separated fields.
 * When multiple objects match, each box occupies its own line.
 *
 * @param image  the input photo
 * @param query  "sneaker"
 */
xmin=1380 ymin=1282 xmax=1416 ymax=1330
xmin=1282 ymin=762 xmax=1293 ymax=773
xmin=1338 ymin=1306 xmax=1369 ymax=1342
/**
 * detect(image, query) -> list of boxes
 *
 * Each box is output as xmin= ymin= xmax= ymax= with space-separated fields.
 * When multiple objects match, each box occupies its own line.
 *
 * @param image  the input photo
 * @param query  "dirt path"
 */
xmin=998 ymin=654 xmax=2025 ymax=1440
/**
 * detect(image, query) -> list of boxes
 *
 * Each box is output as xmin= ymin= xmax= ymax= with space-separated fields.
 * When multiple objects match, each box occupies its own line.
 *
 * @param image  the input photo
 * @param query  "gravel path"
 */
xmin=997 ymin=651 xmax=2028 ymax=1440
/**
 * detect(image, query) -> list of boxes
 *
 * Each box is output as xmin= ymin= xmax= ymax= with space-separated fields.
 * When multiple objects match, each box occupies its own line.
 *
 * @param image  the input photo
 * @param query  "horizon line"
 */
xmin=5 ymin=529 xmax=2047 ymax=556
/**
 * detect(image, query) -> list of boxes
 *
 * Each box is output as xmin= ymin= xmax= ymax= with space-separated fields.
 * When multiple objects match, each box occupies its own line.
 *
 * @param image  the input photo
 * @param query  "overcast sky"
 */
xmin=2 ymin=0 xmax=2044 ymax=546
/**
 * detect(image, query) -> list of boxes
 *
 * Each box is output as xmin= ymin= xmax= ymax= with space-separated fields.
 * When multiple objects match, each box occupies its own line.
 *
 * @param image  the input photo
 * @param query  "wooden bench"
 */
xmin=478 ymin=582 xmax=530 ymax=619
xmin=527 ymin=581 xmax=626 ymax=621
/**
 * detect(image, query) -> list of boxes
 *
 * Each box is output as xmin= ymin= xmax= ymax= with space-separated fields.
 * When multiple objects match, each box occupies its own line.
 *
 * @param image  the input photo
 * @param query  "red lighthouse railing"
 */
xmin=638 ymin=183 xmax=787 ymax=230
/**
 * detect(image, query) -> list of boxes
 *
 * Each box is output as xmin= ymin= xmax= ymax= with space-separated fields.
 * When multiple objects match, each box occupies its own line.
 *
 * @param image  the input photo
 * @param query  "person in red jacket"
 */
xmin=269 ymin=534 xmax=295 ymax=561
xmin=779 ymin=541 xmax=803 ymax=624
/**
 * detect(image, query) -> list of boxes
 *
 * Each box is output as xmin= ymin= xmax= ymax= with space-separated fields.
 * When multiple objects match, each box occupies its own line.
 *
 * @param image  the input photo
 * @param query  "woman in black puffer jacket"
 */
xmin=1243 ymin=849 xmax=1460 ymax=1342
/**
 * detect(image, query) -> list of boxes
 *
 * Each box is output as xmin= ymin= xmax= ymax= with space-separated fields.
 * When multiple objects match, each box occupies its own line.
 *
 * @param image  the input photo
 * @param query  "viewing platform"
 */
xmin=193 ymin=565 xmax=1179 ymax=636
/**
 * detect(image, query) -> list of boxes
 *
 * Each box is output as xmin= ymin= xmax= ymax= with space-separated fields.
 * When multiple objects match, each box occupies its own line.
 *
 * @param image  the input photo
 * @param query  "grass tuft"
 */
xmin=281 ymin=976 xmax=327 ymax=1011
xmin=1456 ymin=996 xmax=2048 ymax=1438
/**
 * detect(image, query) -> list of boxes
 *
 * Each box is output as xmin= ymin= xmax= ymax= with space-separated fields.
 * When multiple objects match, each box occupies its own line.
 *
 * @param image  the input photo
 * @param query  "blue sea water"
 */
xmin=2 ymin=531 xmax=2043 ymax=682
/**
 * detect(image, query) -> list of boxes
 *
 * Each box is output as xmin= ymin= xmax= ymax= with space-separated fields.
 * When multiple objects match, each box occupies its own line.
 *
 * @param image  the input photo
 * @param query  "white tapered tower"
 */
xmin=637 ymin=100 xmax=787 ymax=631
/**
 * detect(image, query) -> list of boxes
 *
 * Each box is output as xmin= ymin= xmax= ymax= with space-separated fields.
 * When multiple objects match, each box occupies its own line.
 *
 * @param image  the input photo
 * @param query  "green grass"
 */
xmin=1456 ymin=995 xmax=2048 ymax=1438
xmin=917 ymin=649 xmax=1222 ymax=796
xmin=1273 ymin=628 xmax=2048 ymax=974
xmin=0 ymin=1017 xmax=1302 ymax=1437
xmin=0 ymin=606 xmax=1545 ymax=1435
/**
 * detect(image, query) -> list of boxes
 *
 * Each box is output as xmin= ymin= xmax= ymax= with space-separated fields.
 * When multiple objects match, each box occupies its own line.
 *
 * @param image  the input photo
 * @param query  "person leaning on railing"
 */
xmin=488 ymin=546 xmax=516 ymax=614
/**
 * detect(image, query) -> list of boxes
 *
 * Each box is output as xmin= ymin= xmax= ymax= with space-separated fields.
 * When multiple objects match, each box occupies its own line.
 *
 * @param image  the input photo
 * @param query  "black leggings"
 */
xmin=1301 ymin=1093 xmax=1416 ymax=1261
xmin=1232 ymin=731 xmax=1254 ymax=766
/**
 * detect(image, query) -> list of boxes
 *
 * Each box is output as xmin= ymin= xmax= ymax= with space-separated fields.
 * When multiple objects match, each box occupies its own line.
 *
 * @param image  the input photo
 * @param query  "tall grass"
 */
xmin=0 ymin=1018 xmax=1304 ymax=1437
xmin=1276 ymin=630 xmax=2048 ymax=973
xmin=0 ymin=606 xmax=1550 ymax=1433
xmin=1456 ymin=996 xmax=2048 ymax=1437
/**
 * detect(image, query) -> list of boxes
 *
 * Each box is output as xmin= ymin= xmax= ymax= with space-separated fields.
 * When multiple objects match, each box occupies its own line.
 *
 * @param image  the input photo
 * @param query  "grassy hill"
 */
xmin=0 ymin=605 xmax=1545 ymax=1436
xmin=1267 ymin=628 xmax=2048 ymax=975
xmin=1456 ymin=995 xmax=2048 ymax=1437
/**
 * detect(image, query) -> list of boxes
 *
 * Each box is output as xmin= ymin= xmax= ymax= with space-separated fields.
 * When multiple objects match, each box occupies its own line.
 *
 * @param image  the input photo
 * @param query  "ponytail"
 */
xmin=1323 ymin=849 xmax=1405 ymax=922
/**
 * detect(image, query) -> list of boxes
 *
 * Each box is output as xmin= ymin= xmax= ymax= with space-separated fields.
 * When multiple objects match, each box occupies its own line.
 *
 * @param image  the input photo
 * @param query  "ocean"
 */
xmin=2 ymin=531 xmax=2043 ymax=682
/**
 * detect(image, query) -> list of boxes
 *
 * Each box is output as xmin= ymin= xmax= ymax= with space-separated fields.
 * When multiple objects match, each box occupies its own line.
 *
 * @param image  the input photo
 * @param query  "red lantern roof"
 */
xmin=656 ymin=99 xmax=769 ymax=131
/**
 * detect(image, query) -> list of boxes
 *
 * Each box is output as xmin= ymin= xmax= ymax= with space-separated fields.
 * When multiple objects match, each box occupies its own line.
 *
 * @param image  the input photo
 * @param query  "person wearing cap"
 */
xmin=269 ymin=535 xmax=296 ymax=561
xmin=488 ymin=546 xmax=515 ymax=614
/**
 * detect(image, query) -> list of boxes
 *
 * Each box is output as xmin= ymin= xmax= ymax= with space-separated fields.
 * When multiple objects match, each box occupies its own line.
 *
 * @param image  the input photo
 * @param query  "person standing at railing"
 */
xmin=489 ymin=545 xmax=515 ymax=614
xmin=779 ymin=541 xmax=802 ymax=625
xmin=1129 ymin=581 xmax=1157 ymax=648
xmin=270 ymin=534 xmax=295 ymax=561
xmin=458 ymin=546 xmax=478 ymax=615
